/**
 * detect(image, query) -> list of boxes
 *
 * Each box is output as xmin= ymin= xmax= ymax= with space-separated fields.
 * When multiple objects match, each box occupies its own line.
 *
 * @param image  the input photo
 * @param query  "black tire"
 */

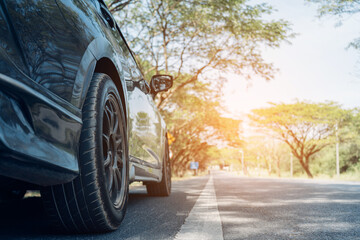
xmin=146 ymin=136 xmax=171 ymax=196
xmin=41 ymin=73 xmax=129 ymax=233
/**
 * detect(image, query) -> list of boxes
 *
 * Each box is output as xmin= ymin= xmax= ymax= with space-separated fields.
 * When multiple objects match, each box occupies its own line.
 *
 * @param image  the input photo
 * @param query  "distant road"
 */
xmin=1 ymin=171 xmax=359 ymax=239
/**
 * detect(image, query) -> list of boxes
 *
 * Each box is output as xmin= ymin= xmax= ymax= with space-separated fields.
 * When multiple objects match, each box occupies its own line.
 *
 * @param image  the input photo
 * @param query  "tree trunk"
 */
xmin=276 ymin=158 xmax=281 ymax=177
xmin=303 ymin=166 xmax=313 ymax=178
xmin=244 ymin=161 xmax=248 ymax=176
xmin=268 ymin=160 xmax=272 ymax=176
xmin=298 ymin=157 xmax=313 ymax=178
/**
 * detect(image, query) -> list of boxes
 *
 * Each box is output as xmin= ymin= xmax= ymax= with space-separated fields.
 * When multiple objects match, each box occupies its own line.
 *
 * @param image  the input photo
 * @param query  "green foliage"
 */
xmin=112 ymin=0 xmax=292 ymax=109
xmin=108 ymin=0 xmax=293 ymax=175
xmin=163 ymin=81 xmax=242 ymax=175
xmin=246 ymin=104 xmax=360 ymax=179
xmin=250 ymin=101 xmax=351 ymax=178
xmin=244 ymin=136 xmax=290 ymax=176
xmin=308 ymin=0 xmax=360 ymax=49
xmin=310 ymin=141 xmax=360 ymax=177
xmin=309 ymin=0 xmax=360 ymax=17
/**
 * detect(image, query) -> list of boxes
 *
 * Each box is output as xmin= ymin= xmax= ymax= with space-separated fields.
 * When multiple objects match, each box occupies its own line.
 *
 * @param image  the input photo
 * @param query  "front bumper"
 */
xmin=0 ymin=73 xmax=81 ymax=186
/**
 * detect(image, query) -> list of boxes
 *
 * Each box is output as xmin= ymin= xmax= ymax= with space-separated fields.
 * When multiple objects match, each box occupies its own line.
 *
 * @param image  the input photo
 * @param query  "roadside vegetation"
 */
xmin=249 ymin=102 xmax=360 ymax=180
xmin=107 ymin=0 xmax=360 ymax=180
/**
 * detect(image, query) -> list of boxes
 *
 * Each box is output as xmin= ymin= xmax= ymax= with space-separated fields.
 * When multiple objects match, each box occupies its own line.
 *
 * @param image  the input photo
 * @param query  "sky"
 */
xmin=223 ymin=0 xmax=360 ymax=117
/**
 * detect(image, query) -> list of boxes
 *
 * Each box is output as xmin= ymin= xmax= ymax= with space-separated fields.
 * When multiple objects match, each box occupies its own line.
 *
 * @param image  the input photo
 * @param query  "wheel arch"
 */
xmin=94 ymin=57 xmax=127 ymax=123
xmin=73 ymin=37 xmax=129 ymax=126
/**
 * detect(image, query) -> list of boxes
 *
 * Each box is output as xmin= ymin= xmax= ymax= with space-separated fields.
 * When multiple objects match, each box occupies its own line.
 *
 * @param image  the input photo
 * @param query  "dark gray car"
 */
xmin=0 ymin=0 xmax=172 ymax=233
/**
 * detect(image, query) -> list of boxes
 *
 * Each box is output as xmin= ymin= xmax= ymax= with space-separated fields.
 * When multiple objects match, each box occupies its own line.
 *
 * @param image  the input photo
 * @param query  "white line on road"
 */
xmin=174 ymin=174 xmax=223 ymax=240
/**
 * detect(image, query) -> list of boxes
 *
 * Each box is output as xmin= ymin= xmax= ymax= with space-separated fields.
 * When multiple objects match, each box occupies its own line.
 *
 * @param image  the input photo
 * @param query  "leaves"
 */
xmin=308 ymin=0 xmax=360 ymax=17
xmin=161 ymin=82 xmax=243 ymax=174
xmin=111 ymin=0 xmax=292 ymax=107
xmin=250 ymin=101 xmax=353 ymax=178
xmin=308 ymin=0 xmax=360 ymax=49
xmin=108 ymin=0 xmax=293 ymax=175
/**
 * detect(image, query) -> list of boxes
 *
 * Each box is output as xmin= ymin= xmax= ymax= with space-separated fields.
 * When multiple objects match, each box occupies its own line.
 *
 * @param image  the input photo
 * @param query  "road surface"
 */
xmin=0 ymin=171 xmax=359 ymax=239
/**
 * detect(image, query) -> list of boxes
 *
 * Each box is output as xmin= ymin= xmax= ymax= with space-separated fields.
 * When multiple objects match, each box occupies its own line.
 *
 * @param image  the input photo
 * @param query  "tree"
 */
xmin=111 ymin=0 xmax=292 ymax=109
xmin=309 ymin=0 xmax=360 ymax=17
xmin=249 ymin=101 xmax=349 ymax=178
xmin=308 ymin=0 xmax=360 ymax=49
xmin=244 ymin=136 xmax=289 ymax=177
xmin=340 ymin=108 xmax=360 ymax=173
xmin=108 ymin=0 xmax=293 ymax=176
xmin=164 ymin=81 xmax=242 ymax=175
xmin=206 ymin=147 xmax=245 ymax=171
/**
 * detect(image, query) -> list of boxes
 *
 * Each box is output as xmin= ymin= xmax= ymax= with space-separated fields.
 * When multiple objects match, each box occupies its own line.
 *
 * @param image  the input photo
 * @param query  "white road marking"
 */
xmin=174 ymin=175 xmax=223 ymax=240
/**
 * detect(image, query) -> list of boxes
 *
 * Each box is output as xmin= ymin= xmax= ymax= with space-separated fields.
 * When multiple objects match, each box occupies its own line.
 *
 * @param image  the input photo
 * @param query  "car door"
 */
xmin=126 ymin=57 xmax=163 ymax=168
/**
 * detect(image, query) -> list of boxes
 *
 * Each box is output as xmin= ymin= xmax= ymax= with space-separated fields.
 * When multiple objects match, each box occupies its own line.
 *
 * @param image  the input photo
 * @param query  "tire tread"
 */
xmin=42 ymin=73 xmax=128 ymax=233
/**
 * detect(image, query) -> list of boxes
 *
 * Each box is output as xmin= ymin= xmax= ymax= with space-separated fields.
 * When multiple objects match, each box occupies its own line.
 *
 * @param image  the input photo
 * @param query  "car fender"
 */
xmin=71 ymin=37 xmax=129 ymax=122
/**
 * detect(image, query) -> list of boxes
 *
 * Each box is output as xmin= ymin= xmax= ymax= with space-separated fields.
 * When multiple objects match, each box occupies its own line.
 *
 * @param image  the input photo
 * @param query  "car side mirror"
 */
xmin=150 ymin=75 xmax=173 ymax=95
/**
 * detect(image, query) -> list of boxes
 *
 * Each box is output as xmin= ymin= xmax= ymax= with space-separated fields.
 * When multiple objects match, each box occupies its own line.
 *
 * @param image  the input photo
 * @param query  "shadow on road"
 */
xmin=0 ymin=192 xmax=157 ymax=238
xmin=0 ymin=190 xmax=157 ymax=239
xmin=0 ymin=176 xmax=209 ymax=240
xmin=0 ymin=196 xmax=47 ymax=237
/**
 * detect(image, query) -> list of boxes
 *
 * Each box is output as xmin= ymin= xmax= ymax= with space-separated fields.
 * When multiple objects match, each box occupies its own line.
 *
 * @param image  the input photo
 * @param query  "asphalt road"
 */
xmin=0 ymin=171 xmax=359 ymax=240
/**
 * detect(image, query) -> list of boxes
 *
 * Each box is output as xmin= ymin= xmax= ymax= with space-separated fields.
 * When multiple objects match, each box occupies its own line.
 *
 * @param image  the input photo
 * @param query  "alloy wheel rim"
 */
xmin=102 ymin=94 xmax=126 ymax=208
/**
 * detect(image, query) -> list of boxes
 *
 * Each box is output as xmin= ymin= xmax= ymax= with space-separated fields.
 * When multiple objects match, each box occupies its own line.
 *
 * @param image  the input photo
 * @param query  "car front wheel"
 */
xmin=42 ymin=73 xmax=129 ymax=233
